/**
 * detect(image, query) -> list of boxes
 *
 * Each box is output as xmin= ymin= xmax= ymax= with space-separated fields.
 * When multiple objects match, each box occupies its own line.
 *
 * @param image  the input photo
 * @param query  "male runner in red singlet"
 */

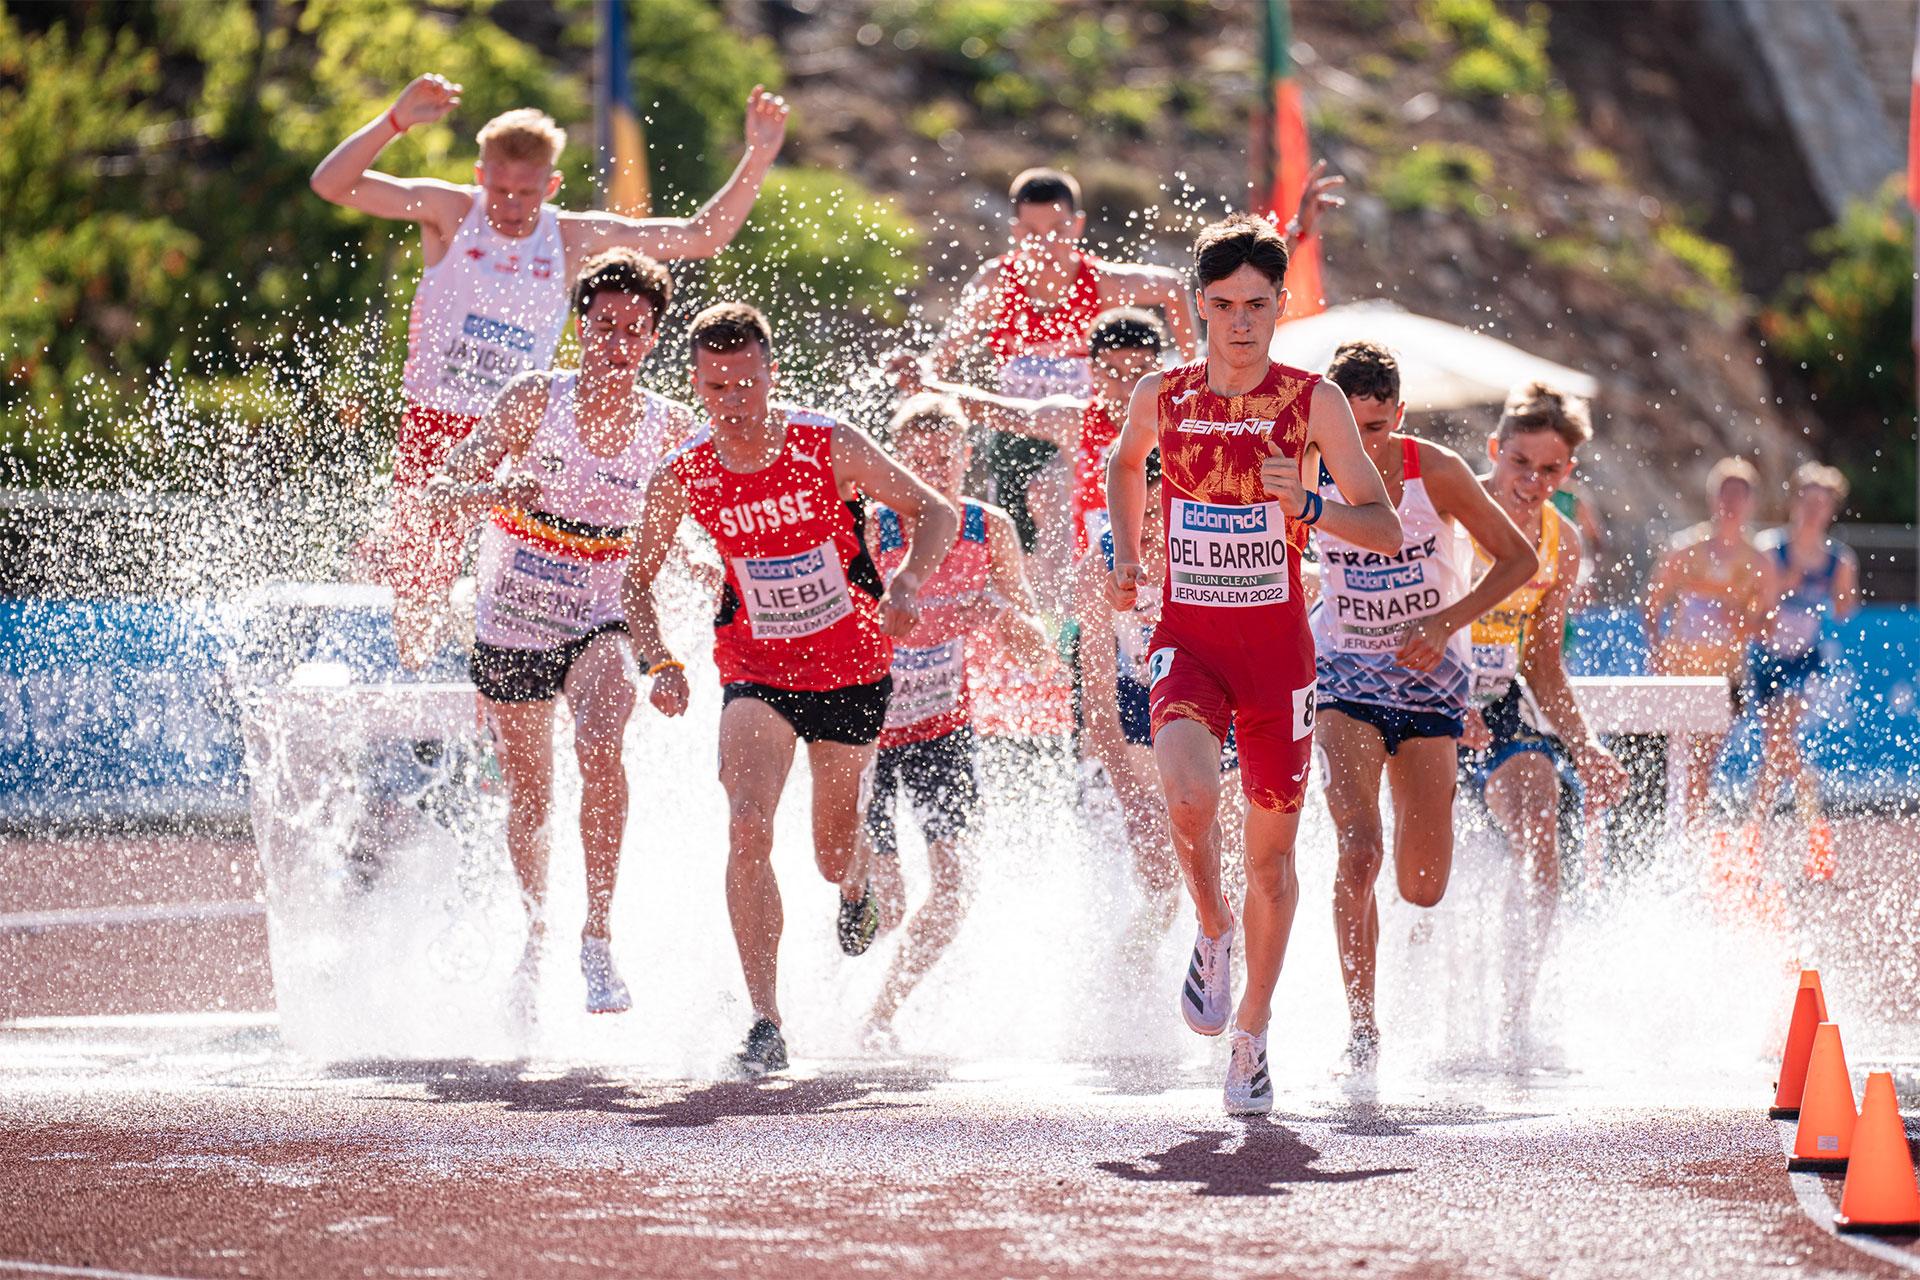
xmin=621 ymin=304 xmax=958 ymax=1075
xmin=1106 ymin=214 xmax=1401 ymax=1115
xmin=928 ymin=169 xmax=1201 ymax=583
xmin=312 ymin=73 xmax=788 ymax=668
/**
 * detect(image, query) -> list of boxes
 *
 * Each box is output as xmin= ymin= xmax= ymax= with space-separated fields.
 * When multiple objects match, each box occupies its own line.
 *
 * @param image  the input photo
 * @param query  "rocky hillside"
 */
xmin=726 ymin=0 xmax=1856 ymax=583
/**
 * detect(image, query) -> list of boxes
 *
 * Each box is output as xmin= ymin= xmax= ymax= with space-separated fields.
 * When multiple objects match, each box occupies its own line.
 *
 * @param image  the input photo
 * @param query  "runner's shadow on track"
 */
xmin=328 ymin=1060 xmax=940 ymax=1128
xmin=626 ymin=1068 xmax=941 ymax=1129
xmin=1096 ymin=1120 xmax=1413 ymax=1198
xmin=1270 ymin=1101 xmax=1548 ymax=1138
xmin=333 ymin=1060 xmax=655 ymax=1117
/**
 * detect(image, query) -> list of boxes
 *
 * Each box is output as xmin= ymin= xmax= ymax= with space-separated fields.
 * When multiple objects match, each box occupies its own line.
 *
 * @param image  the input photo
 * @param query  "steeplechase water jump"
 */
xmin=6 ymin=2 xmax=1920 ymax=1276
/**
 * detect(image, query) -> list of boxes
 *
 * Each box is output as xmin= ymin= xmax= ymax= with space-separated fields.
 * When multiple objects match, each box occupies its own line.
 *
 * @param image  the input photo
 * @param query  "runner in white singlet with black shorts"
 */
xmin=426 ymin=250 xmax=694 ymax=1028
xmin=1308 ymin=342 xmax=1536 ymax=1075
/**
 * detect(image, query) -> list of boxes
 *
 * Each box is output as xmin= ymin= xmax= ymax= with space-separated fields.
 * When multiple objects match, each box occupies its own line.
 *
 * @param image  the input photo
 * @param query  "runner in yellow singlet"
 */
xmin=1459 ymin=383 xmax=1629 ymax=1061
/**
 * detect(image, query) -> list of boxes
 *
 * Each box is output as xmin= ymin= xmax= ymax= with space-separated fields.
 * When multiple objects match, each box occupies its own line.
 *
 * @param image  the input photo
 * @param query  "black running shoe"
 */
xmin=837 ymin=883 xmax=880 ymax=956
xmin=736 ymin=1017 xmax=788 ymax=1076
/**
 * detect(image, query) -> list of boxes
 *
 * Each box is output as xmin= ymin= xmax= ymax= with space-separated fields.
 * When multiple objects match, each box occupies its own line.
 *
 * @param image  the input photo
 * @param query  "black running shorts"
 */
xmin=721 ymin=676 xmax=893 ymax=746
xmin=866 ymin=726 xmax=979 ymax=857
xmin=471 ymin=623 xmax=627 ymax=704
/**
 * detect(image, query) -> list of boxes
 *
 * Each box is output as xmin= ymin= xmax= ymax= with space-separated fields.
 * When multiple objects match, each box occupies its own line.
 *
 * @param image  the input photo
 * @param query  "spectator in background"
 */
xmin=1745 ymin=463 xmax=1858 ymax=879
xmin=1642 ymin=457 xmax=1775 ymax=840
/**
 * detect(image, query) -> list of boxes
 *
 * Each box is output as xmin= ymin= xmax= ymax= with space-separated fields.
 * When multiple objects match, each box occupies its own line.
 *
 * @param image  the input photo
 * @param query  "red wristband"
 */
xmin=386 ymin=107 xmax=407 ymax=134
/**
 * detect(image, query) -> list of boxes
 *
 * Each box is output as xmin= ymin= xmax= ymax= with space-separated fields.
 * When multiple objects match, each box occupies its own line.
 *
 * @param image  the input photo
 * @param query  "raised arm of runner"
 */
xmin=926 ymin=261 xmax=1003 ymax=379
xmin=1279 ymin=380 xmax=1400 ymax=555
xmin=983 ymin=505 xmax=1053 ymax=672
xmin=831 ymin=427 xmax=960 ymax=638
xmin=1394 ymin=443 xmax=1538 ymax=672
xmin=309 ymin=73 xmax=472 ymax=236
xmin=1102 ymin=370 xmax=1160 ymax=612
xmin=1097 ymin=261 xmax=1201 ymax=361
xmin=560 ymin=86 xmax=788 ymax=263
xmin=423 ymin=371 xmax=549 ymax=522
xmin=1520 ymin=523 xmax=1628 ymax=808
xmin=619 ymin=466 xmax=692 ymax=717
xmin=886 ymin=353 xmax=1083 ymax=447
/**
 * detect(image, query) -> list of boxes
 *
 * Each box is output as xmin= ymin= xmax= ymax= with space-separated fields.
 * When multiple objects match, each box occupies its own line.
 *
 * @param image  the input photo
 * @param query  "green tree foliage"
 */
xmin=1764 ymin=177 xmax=1917 ymax=522
xmin=0 ymin=0 xmax=918 ymax=491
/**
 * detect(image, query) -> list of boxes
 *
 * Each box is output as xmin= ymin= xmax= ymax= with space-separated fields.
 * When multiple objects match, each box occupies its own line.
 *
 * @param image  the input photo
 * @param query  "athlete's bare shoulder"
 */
xmin=975 ymin=500 xmax=1022 ymax=543
xmin=1550 ymin=507 xmax=1585 ymax=576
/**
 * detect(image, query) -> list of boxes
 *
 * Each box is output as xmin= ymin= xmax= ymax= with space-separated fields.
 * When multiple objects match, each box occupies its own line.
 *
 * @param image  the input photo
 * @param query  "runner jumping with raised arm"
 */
xmin=1106 ymin=214 xmax=1401 ymax=1115
xmin=1311 ymin=342 xmax=1537 ymax=1076
xmin=620 ymin=303 xmax=958 ymax=1075
xmin=423 ymin=249 xmax=694 ymax=1026
xmin=311 ymin=73 xmax=788 ymax=667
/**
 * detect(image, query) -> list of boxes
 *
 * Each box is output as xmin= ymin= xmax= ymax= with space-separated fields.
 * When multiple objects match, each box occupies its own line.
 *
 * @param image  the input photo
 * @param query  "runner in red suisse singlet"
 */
xmin=1148 ymin=358 xmax=1320 ymax=814
xmin=670 ymin=409 xmax=892 ymax=692
xmin=871 ymin=502 xmax=994 ymax=749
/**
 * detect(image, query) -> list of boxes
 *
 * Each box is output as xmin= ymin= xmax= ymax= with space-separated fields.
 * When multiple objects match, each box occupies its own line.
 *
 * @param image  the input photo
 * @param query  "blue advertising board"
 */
xmin=1568 ymin=606 xmax=1920 ymax=803
xmin=0 ymin=597 xmax=1913 ymax=821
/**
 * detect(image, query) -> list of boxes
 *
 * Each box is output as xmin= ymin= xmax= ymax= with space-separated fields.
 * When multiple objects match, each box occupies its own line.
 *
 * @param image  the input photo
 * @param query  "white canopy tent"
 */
xmin=1269 ymin=300 xmax=1600 ymax=411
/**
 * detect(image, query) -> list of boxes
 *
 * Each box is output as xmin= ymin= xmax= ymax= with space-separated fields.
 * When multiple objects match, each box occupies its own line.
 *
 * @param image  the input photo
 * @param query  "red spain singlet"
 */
xmin=1147 ymin=359 xmax=1321 ymax=813
xmin=1070 ymin=400 xmax=1121 ymax=556
xmin=986 ymin=250 xmax=1103 ymax=362
xmin=872 ymin=501 xmax=994 ymax=748
xmin=671 ymin=408 xmax=892 ymax=692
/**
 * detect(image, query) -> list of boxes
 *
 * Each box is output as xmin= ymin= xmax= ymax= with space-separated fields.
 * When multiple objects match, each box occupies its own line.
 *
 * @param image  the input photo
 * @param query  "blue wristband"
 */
xmin=1298 ymin=490 xmax=1323 ymax=526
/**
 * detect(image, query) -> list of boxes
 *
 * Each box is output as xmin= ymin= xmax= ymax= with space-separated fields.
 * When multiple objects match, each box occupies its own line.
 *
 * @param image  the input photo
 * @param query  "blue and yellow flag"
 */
xmin=597 ymin=0 xmax=650 ymax=216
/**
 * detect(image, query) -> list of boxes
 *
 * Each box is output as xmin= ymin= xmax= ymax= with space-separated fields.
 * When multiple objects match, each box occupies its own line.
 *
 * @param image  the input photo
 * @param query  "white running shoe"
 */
xmin=1180 ymin=919 xmax=1235 ymax=1036
xmin=580 ymin=936 xmax=632 ymax=1014
xmin=1225 ymin=1027 xmax=1274 ymax=1115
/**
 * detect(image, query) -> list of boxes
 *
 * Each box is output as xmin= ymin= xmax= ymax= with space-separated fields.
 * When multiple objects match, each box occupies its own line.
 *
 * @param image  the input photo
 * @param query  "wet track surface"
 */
xmin=7 ymin=816 xmax=1920 ymax=1280
xmin=1 ymin=1019 xmax=1916 ymax=1280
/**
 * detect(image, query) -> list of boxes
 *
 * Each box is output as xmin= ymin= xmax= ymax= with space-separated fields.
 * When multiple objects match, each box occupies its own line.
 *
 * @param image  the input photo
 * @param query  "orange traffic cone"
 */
xmin=1789 ymin=1022 xmax=1857 ymax=1170
xmin=1835 ymin=1072 xmax=1920 ymax=1232
xmin=1770 ymin=970 xmax=1830 ymax=1118
xmin=1805 ymin=819 xmax=1837 ymax=882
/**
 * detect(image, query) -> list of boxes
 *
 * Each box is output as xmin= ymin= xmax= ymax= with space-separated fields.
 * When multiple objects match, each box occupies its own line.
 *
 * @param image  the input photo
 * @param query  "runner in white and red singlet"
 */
xmin=859 ymin=393 xmax=1053 ymax=1052
xmin=1105 ymin=214 xmax=1400 ymax=1115
xmin=621 ymin=304 xmax=958 ymax=1076
xmin=926 ymin=169 xmax=1200 ymax=571
xmin=1309 ymin=341 xmax=1536 ymax=1076
xmin=424 ymin=249 xmax=695 ymax=1030
xmin=311 ymin=73 xmax=788 ymax=667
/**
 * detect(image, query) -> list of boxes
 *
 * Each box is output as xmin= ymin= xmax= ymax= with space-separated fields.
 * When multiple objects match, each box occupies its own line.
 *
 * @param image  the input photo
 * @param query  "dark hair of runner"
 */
xmin=1192 ymin=213 xmax=1290 ymax=290
xmin=689 ymin=301 xmax=773 ymax=356
xmin=1326 ymin=340 xmax=1401 ymax=404
xmin=1089 ymin=307 xmax=1167 ymax=357
xmin=571 ymin=248 xmax=672 ymax=322
xmin=1495 ymin=380 xmax=1592 ymax=448
xmin=1008 ymin=167 xmax=1081 ymax=210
